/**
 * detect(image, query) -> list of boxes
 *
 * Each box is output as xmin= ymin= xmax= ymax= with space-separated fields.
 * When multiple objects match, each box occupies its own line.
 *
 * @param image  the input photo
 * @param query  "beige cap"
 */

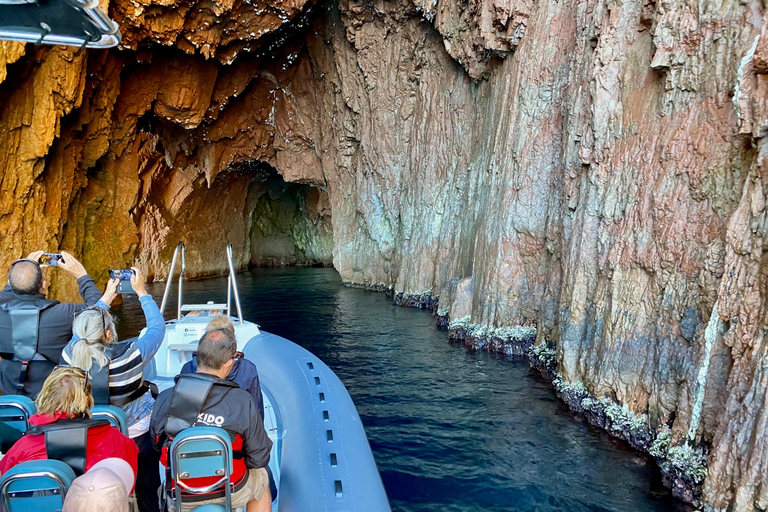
xmin=89 ymin=458 xmax=134 ymax=492
xmin=62 ymin=458 xmax=134 ymax=512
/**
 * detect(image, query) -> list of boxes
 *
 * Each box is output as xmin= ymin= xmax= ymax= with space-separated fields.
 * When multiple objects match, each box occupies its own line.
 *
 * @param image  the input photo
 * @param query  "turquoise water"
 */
xmin=115 ymin=267 xmax=687 ymax=512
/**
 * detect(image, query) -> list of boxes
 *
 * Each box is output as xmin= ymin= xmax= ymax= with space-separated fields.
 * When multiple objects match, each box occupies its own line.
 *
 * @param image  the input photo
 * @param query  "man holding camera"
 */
xmin=0 ymin=250 xmax=107 ymax=397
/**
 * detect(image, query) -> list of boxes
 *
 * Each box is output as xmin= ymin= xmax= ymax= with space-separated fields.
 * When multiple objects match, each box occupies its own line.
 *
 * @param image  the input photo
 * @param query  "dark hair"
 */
xmin=197 ymin=329 xmax=237 ymax=370
xmin=9 ymin=259 xmax=43 ymax=295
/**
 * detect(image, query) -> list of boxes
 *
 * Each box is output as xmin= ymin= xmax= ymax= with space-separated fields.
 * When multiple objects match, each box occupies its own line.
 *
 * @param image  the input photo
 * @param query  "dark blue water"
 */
xmin=114 ymin=267 xmax=686 ymax=512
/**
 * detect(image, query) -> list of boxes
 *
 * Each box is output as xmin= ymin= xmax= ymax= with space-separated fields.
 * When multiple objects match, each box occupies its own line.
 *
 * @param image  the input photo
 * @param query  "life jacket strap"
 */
xmin=90 ymin=364 xmax=111 ymax=405
xmin=16 ymin=361 xmax=28 ymax=392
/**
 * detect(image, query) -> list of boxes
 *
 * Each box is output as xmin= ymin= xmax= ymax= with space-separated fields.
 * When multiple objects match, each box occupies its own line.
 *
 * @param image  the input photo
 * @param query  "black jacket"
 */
xmin=0 ymin=275 xmax=102 ymax=396
xmin=150 ymin=373 xmax=272 ymax=472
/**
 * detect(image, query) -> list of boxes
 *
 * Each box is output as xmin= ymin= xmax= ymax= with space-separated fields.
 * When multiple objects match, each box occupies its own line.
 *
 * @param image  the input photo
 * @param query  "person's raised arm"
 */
xmin=98 ymin=278 xmax=120 ymax=309
xmin=58 ymin=251 xmax=101 ymax=307
xmin=132 ymin=267 xmax=165 ymax=361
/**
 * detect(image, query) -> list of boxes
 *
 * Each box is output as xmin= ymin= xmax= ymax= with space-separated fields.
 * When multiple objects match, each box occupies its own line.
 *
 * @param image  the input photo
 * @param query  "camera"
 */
xmin=108 ymin=269 xmax=135 ymax=294
xmin=39 ymin=253 xmax=63 ymax=266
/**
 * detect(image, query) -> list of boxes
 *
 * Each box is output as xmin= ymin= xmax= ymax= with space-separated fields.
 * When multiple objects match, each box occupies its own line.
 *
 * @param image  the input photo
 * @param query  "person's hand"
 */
xmin=26 ymin=251 xmax=45 ymax=264
xmin=130 ymin=267 xmax=147 ymax=297
xmin=58 ymin=251 xmax=88 ymax=279
xmin=99 ymin=278 xmax=120 ymax=306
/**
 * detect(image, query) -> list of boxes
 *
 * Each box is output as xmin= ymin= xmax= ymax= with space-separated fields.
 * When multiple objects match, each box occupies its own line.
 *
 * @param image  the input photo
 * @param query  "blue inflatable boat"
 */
xmin=148 ymin=243 xmax=391 ymax=512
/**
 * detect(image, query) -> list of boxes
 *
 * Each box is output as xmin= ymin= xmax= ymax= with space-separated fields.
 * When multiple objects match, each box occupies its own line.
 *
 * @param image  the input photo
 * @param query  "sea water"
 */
xmin=115 ymin=267 xmax=687 ymax=512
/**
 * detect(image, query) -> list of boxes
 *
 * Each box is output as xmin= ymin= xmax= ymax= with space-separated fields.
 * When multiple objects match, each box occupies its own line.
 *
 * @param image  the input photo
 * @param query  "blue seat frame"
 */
xmin=92 ymin=404 xmax=129 ymax=435
xmin=169 ymin=426 xmax=234 ymax=512
xmin=0 ymin=395 xmax=36 ymax=452
xmin=0 ymin=459 xmax=76 ymax=512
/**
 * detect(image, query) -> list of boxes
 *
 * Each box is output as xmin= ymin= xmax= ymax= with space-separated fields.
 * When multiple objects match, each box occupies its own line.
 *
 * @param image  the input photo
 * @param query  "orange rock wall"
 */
xmin=1 ymin=0 xmax=768 ymax=508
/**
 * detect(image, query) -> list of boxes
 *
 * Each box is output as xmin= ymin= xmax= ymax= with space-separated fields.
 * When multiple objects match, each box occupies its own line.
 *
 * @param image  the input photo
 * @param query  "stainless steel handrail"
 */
xmin=160 ymin=242 xmax=184 ymax=318
xmin=177 ymin=244 xmax=186 ymax=321
xmin=226 ymin=244 xmax=244 ymax=325
xmin=226 ymin=271 xmax=232 ymax=320
xmin=161 ymin=242 xmax=241 ymax=323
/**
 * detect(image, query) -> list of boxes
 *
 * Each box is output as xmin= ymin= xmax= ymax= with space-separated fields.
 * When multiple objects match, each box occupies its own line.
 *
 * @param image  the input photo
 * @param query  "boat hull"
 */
xmin=244 ymin=331 xmax=391 ymax=512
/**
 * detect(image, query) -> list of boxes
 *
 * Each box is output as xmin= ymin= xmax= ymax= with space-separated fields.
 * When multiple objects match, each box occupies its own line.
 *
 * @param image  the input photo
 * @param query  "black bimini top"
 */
xmin=0 ymin=0 xmax=120 ymax=48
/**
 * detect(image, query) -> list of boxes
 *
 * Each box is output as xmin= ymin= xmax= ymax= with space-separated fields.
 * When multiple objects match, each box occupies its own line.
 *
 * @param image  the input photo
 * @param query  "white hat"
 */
xmin=89 ymin=458 xmax=134 ymax=492
xmin=62 ymin=458 xmax=134 ymax=512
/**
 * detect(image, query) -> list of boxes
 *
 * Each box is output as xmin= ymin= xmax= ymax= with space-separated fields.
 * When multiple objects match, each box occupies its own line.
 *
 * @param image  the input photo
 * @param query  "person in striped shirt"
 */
xmin=61 ymin=267 xmax=165 ymax=512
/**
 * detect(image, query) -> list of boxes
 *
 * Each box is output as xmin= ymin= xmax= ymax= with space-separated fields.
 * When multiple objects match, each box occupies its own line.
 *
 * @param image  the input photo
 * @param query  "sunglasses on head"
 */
xmin=52 ymin=365 xmax=90 ymax=391
xmin=190 ymin=351 xmax=243 ymax=361
xmin=78 ymin=307 xmax=109 ymax=335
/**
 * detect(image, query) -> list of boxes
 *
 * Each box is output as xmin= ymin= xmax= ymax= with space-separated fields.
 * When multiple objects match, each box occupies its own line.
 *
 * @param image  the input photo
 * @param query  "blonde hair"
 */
xmin=36 ymin=367 xmax=93 ymax=418
xmin=205 ymin=315 xmax=235 ymax=336
xmin=71 ymin=308 xmax=117 ymax=371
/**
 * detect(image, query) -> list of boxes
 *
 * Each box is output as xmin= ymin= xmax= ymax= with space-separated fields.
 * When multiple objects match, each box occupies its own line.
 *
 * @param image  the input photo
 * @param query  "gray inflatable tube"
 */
xmin=244 ymin=331 xmax=391 ymax=512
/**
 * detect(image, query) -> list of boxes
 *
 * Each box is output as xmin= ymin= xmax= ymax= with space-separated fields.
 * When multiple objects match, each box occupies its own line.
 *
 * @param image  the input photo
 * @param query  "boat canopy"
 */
xmin=0 ymin=0 xmax=120 ymax=48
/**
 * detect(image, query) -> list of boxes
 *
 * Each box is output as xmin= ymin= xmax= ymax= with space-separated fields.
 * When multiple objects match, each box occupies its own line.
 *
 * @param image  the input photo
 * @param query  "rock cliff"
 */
xmin=1 ymin=0 xmax=767 ymax=507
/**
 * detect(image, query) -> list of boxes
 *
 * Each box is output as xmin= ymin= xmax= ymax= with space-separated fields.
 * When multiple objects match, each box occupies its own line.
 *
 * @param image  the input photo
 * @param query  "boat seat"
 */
xmin=92 ymin=405 xmax=129 ymax=436
xmin=0 ymin=459 xmax=76 ymax=512
xmin=0 ymin=395 xmax=36 ymax=452
xmin=169 ymin=426 xmax=234 ymax=511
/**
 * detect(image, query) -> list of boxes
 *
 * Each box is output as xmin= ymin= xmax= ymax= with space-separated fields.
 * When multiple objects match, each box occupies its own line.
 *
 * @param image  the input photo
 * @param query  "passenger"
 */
xmin=62 ymin=458 xmax=134 ymax=512
xmin=151 ymin=329 xmax=272 ymax=512
xmin=180 ymin=315 xmax=265 ymax=418
xmin=0 ymin=366 xmax=138 ymax=480
xmin=0 ymin=251 xmax=106 ymax=397
xmin=60 ymin=267 xmax=164 ymax=512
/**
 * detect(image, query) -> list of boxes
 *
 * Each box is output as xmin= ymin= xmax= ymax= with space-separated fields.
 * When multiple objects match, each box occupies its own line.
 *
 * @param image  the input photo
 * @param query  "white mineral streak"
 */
xmin=688 ymin=300 xmax=723 ymax=443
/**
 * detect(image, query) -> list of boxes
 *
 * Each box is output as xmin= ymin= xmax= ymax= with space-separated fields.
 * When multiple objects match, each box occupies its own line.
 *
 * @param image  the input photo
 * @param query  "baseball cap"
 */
xmin=89 ymin=457 xmax=134 ymax=491
xmin=62 ymin=458 xmax=134 ymax=512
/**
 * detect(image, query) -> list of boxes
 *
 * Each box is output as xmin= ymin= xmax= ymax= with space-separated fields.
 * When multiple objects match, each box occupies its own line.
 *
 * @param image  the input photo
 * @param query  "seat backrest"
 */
xmin=92 ymin=405 xmax=128 ymax=435
xmin=0 ymin=459 xmax=76 ymax=512
xmin=169 ymin=426 xmax=233 ymax=509
xmin=0 ymin=395 xmax=36 ymax=452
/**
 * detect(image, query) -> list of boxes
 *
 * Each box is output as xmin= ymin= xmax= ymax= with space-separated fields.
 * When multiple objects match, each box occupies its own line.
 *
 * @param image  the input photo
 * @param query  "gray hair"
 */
xmin=9 ymin=260 xmax=43 ymax=295
xmin=197 ymin=329 xmax=237 ymax=370
xmin=70 ymin=308 xmax=117 ymax=371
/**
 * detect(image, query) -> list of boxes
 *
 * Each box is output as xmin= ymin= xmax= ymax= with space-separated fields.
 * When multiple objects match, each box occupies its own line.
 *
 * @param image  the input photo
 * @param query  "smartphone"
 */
xmin=108 ymin=269 xmax=136 ymax=294
xmin=39 ymin=253 xmax=63 ymax=266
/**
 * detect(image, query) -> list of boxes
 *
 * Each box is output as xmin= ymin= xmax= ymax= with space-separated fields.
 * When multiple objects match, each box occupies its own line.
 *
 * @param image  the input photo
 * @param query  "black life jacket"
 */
xmin=26 ymin=417 xmax=111 ymax=476
xmin=165 ymin=373 xmax=216 ymax=438
xmin=0 ymin=297 xmax=58 ymax=392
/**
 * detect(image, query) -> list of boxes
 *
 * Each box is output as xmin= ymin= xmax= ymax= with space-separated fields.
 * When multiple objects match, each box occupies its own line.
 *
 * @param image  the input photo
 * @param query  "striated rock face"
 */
xmin=2 ymin=0 xmax=768 ymax=507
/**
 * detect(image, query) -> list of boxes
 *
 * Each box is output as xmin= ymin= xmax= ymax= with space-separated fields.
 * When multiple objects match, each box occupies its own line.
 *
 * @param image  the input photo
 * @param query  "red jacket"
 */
xmin=0 ymin=412 xmax=139 ymax=490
